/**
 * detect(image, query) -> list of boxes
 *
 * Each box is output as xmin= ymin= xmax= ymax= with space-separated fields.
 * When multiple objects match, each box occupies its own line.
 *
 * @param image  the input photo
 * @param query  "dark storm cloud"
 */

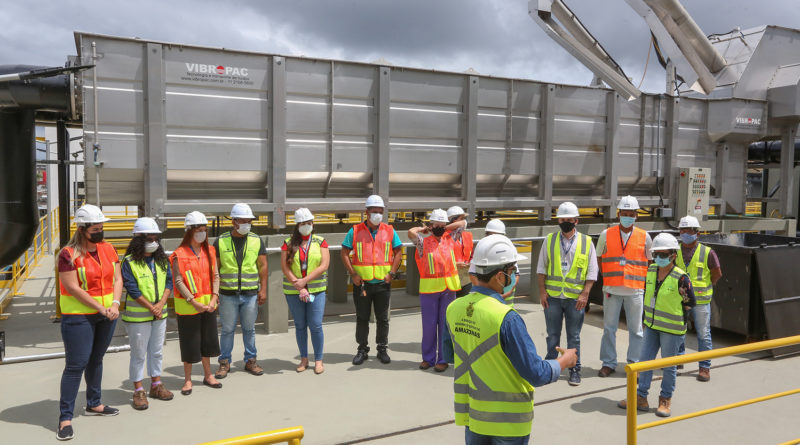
xmin=1 ymin=0 xmax=798 ymax=93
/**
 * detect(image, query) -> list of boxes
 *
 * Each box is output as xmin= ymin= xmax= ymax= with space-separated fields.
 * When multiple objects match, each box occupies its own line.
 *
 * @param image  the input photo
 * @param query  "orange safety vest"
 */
xmin=415 ymin=235 xmax=461 ymax=293
xmin=601 ymin=225 xmax=648 ymax=289
xmin=59 ymin=243 xmax=118 ymax=314
xmin=170 ymin=245 xmax=216 ymax=316
xmin=451 ymin=230 xmax=474 ymax=264
xmin=351 ymin=222 xmax=395 ymax=281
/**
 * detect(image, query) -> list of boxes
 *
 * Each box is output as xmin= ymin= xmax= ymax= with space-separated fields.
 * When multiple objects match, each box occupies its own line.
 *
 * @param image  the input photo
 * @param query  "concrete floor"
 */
xmin=1 ymin=257 xmax=799 ymax=444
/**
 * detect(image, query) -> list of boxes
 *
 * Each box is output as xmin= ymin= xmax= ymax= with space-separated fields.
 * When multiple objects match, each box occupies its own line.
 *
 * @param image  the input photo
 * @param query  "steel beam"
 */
xmin=57 ymin=119 xmax=70 ymax=247
xmin=144 ymin=43 xmax=166 ymax=225
xmin=538 ymin=84 xmax=555 ymax=220
xmin=715 ymin=143 xmax=729 ymax=215
xmin=323 ymin=60 xmax=335 ymax=198
xmin=604 ymin=91 xmax=621 ymax=220
xmin=463 ymin=76 xmax=479 ymax=216
xmin=269 ymin=56 xmax=287 ymax=227
xmin=375 ymin=66 xmax=391 ymax=200
xmin=663 ymin=96 xmax=679 ymax=204
xmin=779 ymin=126 xmax=798 ymax=218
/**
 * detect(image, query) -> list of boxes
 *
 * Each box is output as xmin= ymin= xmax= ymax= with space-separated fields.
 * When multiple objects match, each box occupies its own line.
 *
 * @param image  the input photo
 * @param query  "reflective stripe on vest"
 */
xmin=218 ymin=232 xmax=261 ymax=291
xmin=59 ymin=243 xmax=118 ymax=315
xmin=351 ymin=223 xmax=394 ymax=281
xmin=283 ymin=235 xmax=328 ymax=295
xmin=122 ymin=256 xmax=168 ymax=322
xmin=170 ymin=245 xmax=215 ymax=316
xmin=544 ymin=232 xmax=590 ymax=299
xmin=601 ymin=226 xmax=648 ymax=289
xmin=677 ymin=243 xmax=713 ymax=304
xmin=446 ymin=292 xmax=534 ymax=437
xmin=415 ymin=235 xmax=461 ymax=293
xmin=643 ymin=264 xmax=687 ymax=335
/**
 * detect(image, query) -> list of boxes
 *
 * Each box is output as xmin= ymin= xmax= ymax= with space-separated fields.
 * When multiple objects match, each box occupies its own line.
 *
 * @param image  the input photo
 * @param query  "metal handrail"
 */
xmin=624 ymin=335 xmax=800 ymax=444
xmin=198 ymin=426 xmax=304 ymax=445
xmin=1 ymin=209 xmax=55 ymax=311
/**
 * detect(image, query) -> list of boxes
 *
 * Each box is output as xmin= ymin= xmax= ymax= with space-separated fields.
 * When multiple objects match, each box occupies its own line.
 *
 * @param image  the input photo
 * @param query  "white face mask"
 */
xmin=236 ymin=223 xmax=251 ymax=235
xmin=193 ymin=231 xmax=207 ymax=243
xmin=298 ymin=224 xmax=313 ymax=236
xmin=369 ymin=212 xmax=383 ymax=225
xmin=144 ymin=241 xmax=159 ymax=253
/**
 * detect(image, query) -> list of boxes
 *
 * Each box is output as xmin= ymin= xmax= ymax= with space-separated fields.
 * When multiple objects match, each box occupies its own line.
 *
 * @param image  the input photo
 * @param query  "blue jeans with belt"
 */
xmin=543 ymin=296 xmax=585 ymax=371
xmin=219 ymin=292 xmax=259 ymax=362
xmin=59 ymin=313 xmax=117 ymax=422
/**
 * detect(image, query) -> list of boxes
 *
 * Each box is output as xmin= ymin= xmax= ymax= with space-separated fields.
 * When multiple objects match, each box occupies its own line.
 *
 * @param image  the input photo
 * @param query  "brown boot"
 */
xmin=245 ymin=358 xmax=264 ymax=376
xmin=215 ymin=359 xmax=231 ymax=379
xmin=149 ymin=383 xmax=174 ymax=401
xmin=132 ymin=390 xmax=149 ymax=410
xmin=697 ymin=367 xmax=710 ymax=382
xmin=617 ymin=395 xmax=649 ymax=412
xmin=656 ymin=396 xmax=671 ymax=417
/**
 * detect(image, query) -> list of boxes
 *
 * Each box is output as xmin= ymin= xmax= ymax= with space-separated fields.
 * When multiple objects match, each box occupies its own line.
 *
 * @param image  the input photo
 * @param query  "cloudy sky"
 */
xmin=2 ymin=0 xmax=797 ymax=94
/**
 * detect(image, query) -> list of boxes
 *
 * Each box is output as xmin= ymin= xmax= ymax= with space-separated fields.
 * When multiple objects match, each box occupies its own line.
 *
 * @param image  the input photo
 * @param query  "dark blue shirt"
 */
xmin=122 ymin=256 xmax=173 ymax=300
xmin=444 ymin=285 xmax=561 ymax=387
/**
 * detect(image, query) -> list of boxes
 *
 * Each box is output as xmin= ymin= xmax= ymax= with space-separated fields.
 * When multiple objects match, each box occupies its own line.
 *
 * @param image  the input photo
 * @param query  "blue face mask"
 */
xmin=502 ymin=269 xmax=517 ymax=294
xmin=654 ymin=256 xmax=672 ymax=268
xmin=680 ymin=233 xmax=697 ymax=244
xmin=619 ymin=216 xmax=636 ymax=228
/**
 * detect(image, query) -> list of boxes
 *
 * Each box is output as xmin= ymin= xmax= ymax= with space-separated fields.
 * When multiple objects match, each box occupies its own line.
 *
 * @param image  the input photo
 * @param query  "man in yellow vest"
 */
xmin=213 ymin=203 xmax=268 ymax=378
xmin=536 ymin=202 xmax=597 ymax=387
xmin=676 ymin=215 xmax=722 ymax=382
xmin=446 ymin=235 xmax=577 ymax=443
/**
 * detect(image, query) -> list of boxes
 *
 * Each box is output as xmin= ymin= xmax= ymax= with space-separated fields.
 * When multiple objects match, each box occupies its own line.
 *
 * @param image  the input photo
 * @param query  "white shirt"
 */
xmin=596 ymin=227 xmax=653 ymax=297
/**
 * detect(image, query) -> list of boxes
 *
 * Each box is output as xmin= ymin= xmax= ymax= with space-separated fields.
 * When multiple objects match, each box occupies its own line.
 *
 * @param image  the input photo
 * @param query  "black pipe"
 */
xmin=748 ymin=140 xmax=800 ymax=163
xmin=57 ymin=120 xmax=70 ymax=248
xmin=0 ymin=65 xmax=70 ymax=111
xmin=0 ymin=109 xmax=38 ymax=267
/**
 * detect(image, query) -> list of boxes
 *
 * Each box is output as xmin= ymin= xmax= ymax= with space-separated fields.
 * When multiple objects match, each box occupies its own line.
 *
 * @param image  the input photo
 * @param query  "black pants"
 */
xmin=353 ymin=282 xmax=391 ymax=352
xmin=177 ymin=311 xmax=220 ymax=363
xmin=455 ymin=282 xmax=473 ymax=298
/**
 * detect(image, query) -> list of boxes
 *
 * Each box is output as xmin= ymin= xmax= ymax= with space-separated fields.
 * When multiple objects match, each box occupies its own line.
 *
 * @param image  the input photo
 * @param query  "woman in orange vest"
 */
xmin=170 ymin=211 xmax=221 ymax=395
xmin=408 ymin=209 xmax=461 ymax=372
xmin=56 ymin=204 xmax=123 ymax=441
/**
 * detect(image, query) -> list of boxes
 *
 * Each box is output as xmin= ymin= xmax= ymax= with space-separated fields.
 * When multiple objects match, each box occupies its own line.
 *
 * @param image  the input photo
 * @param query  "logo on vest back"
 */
xmin=466 ymin=302 xmax=474 ymax=317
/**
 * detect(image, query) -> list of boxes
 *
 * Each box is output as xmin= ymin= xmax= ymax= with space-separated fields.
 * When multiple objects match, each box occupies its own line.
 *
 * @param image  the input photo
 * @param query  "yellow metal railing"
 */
xmin=0 ymin=210 xmax=57 ymax=312
xmin=624 ymin=335 xmax=800 ymax=445
xmin=198 ymin=426 xmax=304 ymax=445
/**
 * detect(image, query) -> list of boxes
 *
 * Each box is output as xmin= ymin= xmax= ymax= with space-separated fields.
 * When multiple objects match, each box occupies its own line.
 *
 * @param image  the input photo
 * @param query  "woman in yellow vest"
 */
xmin=408 ymin=209 xmax=460 ymax=372
xmin=121 ymin=217 xmax=174 ymax=410
xmin=170 ymin=211 xmax=221 ymax=395
xmin=618 ymin=233 xmax=696 ymax=418
xmin=56 ymin=204 xmax=123 ymax=441
xmin=281 ymin=208 xmax=330 ymax=374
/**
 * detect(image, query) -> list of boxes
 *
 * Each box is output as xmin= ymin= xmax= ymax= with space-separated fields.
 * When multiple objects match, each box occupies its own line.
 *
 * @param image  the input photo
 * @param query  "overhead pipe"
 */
xmin=653 ymin=0 xmax=727 ymax=73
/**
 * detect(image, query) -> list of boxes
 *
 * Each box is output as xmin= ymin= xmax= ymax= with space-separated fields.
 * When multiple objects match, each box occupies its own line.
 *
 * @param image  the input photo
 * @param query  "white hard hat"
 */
xmin=471 ymin=234 xmax=527 ymax=273
xmin=485 ymin=218 xmax=506 ymax=235
xmin=617 ymin=195 xmax=640 ymax=210
xmin=556 ymin=202 xmax=580 ymax=218
xmin=651 ymin=233 xmax=680 ymax=252
xmin=446 ymin=206 xmax=466 ymax=219
xmin=678 ymin=215 xmax=701 ymax=229
xmin=184 ymin=211 xmax=209 ymax=228
xmin=365 ymin=195 xmax=385 ymax=208
xmin=230 ymin=203 xmax=255 ymax=219
xmin=294 ymin=207 xmax=314 ymax=223
xmin=74 ymin=204 xmax=109 ymax=225
xmin=133 ymin=217 xmax=161 ymax=234
xmin=429 ymin=208 xmax=448 ymax=223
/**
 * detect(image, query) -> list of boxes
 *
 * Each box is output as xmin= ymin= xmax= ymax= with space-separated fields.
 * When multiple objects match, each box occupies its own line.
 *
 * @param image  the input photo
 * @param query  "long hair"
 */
xmin=64 ymin=224 xmax=93 ymax=265
xmin=125 ymin=234 xmax=169 ymax=269
xmin=179 ymin=226 xmax=214 ymax=282
xmin=285 ymin=223 xmax=306 ymax=264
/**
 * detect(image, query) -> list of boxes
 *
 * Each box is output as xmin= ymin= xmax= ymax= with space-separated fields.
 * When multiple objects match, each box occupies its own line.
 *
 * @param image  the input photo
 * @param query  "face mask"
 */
xmin=654 ymin=256 xmax=672 ymax=268
xmin=236 ymin=223 xmax=251 ymax=235
xmin=298 ymin=224 xmax=313 ymax=236
xmin=87 ymin=230 xmax=104 ymax=243
xmin=431 ymin=226 xmax=446 ymax=237
xmin=502 ymin=269 xmax=517 ymax=295
xmin=369 ymin=212 xmax=383 ymax=225
xmin=619 ymin=216 xmax=636 ymax=228
xmin=559 ymin=221 xmax=575 ymax=233
xmin=680 ymin=233 xmax=697 ymax=244
xmin=144 ymin=241 xmax=159 ymax=253
xmin=193 ymin=231 xmax=207 ymax=243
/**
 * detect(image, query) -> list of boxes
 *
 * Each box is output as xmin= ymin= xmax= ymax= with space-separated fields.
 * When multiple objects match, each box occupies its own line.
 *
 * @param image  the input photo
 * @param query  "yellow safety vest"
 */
xmin=283 ymin=235 xmax=328 ymax=295
xmin=544 ymin=232 xmax=590 ymax=299
xmin=122 ymin=255 xmax=168 ymax=322
xmin=218 ymin=232 xmax=261 ymax=292
xmin=643 ymin=264 xmax=687 ymax=335
xmin=677 ymin=243 xmax=713 ymax=304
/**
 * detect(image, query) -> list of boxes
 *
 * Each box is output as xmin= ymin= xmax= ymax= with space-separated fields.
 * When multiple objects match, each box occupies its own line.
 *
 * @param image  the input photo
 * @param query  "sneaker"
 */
xmin=352 ymin=350 xmax=368 ymax=365
xmin=697 ymin=367 xmax=710 ymax=382
xmin=597 ymin=366 xmax=616 ymax=377
xmin=617 ymin=395 xmax=649 ymax=412
xmin=245 ymin=358 xmax=264 ymax=376
xmin=132 ymin=390 xmax=149 ymax=411
xmin=215 ymin=359 xmax=231 ymax=379
xmin=149 ymin=383 xmax=174 ymax=401
xmin=377 ymin=349 xmax=391 ymax=364
xmin=56 ymin=424 xmax=74 ymax=441
xmin=84 ymin=405 xmax=119 ymax=416
xmin=568 ymin=369 xmax=581 ymax=386
xmin=656 ymin=396 xmax=671 ymax=417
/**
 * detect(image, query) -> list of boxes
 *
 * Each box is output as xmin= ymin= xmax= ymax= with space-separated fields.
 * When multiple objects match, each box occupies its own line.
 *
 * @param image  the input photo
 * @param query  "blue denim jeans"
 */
xmin=637 ymin=325 xmax=684 ymax=399
xmin=218 ymin=292 xmax=258 ymax=362
xmin=59 ymin=313 xmax=117 ymax=422
xmin=285 ymin=292 xmax=326 ymax=361
xmin=543 ymin=296 xmax=584 ymax=371
xmin=600 ymin=292 xmax=644 ymax=369
xmin=678 ymin=303 xmax=712 ymax=368
xmin=465 ymin=427 xmax=529 ymax=445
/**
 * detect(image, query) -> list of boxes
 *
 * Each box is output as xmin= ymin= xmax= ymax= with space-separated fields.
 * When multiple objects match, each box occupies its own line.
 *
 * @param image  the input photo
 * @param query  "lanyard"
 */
xmin=618 ymin=229 xmax=632 ymax=266
xmin=299 ymin=240 xmax=310 ymax=273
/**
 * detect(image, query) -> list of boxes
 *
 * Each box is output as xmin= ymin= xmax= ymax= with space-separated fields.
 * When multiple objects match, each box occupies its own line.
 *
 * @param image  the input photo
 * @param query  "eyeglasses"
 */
xmin=653 ymin=252 xmax=671 ymax=259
